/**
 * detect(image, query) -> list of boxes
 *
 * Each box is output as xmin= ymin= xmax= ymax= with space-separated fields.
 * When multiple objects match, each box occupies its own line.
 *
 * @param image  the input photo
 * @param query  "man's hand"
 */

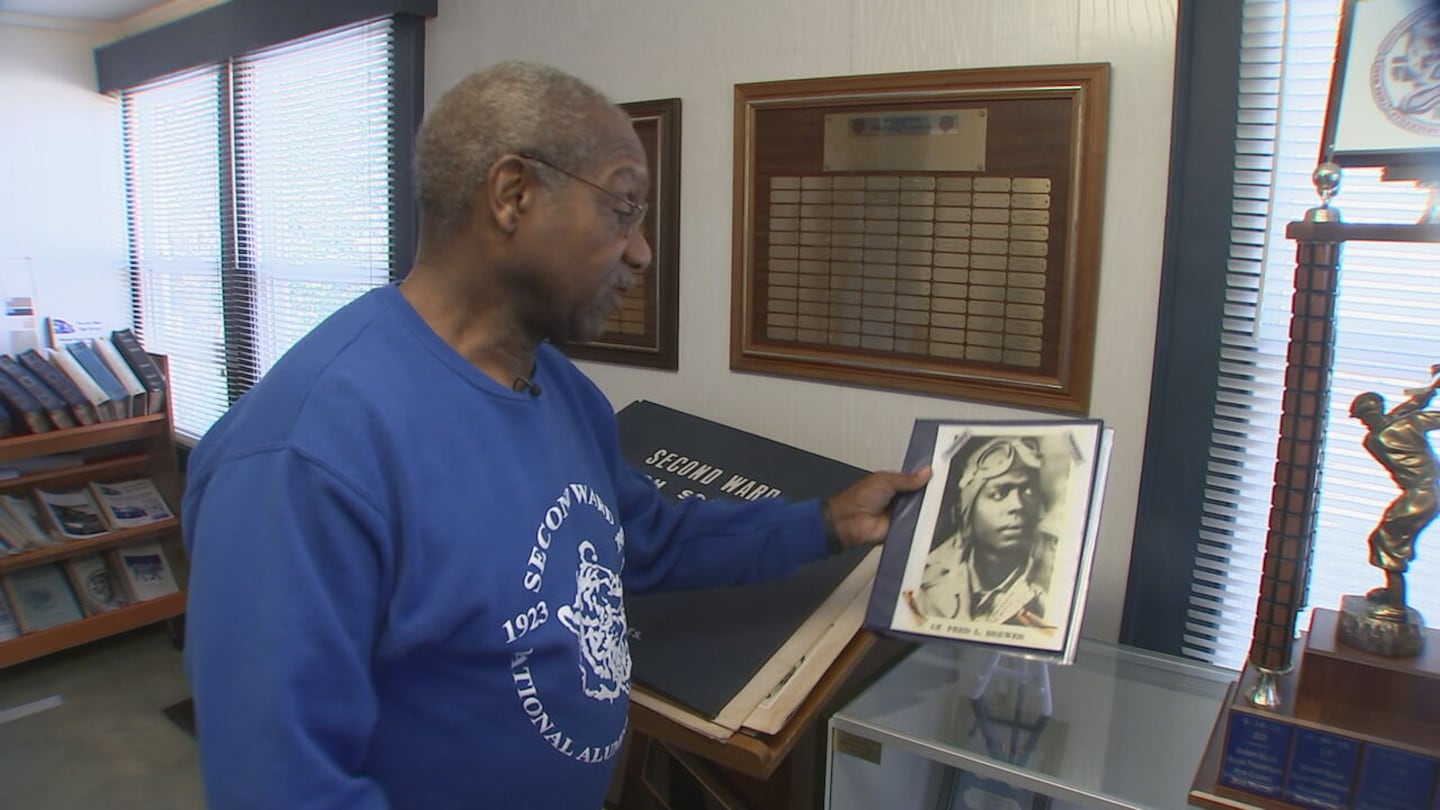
xmin=823 ymin=467 xmax=933 ymax=551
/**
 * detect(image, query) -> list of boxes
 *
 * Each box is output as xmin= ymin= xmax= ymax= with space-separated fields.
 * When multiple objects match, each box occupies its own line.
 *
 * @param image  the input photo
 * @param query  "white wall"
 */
xmin=426 ymin=0 xmax=1178 ymax=642
xmin=0 ymin=16 xmax=131 ymax=343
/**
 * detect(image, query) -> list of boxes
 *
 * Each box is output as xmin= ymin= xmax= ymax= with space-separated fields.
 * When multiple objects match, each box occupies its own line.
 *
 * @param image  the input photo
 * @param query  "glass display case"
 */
xmin=827 ymin=639 xmax=1235 ymax=809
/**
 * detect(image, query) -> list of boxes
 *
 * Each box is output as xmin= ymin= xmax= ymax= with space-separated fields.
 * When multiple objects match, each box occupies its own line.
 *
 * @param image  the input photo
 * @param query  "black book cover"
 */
xmin=0 ymin=355 xmax=75 ymax=430
xmin=617 ymin=400 xmax=869 ymax=720
xmin=0 ymin=366 xmax=52 ymax=434
xmin=864 ymin=419 xmax=943 ymax=636
xmin=110 ymin=330 xmax=167 ymax=414
xmin=17 ymin=349 xmax=98 ymax=426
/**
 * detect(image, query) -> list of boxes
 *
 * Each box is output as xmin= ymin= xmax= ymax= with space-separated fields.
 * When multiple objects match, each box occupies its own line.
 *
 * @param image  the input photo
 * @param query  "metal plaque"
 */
xmin=734 ymin=64 xmax=1111 ymax=412
xmin=822 ymin=109 xmax=987 ymax=172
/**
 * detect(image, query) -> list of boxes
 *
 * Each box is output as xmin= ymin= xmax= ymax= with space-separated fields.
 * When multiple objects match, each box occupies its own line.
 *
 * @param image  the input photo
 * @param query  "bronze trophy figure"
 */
xmin=1344 ymin=363 xmax=1440 ymax=656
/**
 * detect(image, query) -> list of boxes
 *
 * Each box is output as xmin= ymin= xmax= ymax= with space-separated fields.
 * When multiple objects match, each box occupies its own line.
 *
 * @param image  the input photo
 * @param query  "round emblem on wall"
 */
xmin=1369 ymin=6 xmax=1440 ymax=136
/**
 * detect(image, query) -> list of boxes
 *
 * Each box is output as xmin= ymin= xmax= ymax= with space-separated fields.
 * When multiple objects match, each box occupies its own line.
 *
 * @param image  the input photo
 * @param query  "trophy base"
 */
xmin=1190 ymin=609 xmax=1440 ymax=809
xmin=1336 ymin=594 xmax=1425 ymax=658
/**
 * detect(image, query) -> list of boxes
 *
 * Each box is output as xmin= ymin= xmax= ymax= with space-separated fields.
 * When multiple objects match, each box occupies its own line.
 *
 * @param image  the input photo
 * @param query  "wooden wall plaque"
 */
xmin=731 ymin=65 xmax=1110 ymax=412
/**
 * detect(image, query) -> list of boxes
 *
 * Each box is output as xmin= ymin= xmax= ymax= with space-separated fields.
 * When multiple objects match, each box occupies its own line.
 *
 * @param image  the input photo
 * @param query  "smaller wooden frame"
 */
xmin=731 ymin=65 xmax=1109 ymax=413
xmin=1321 ymin=0 xmax=1440 ymax=180
xmin=563 ymin=98 xmax=682 ymax=370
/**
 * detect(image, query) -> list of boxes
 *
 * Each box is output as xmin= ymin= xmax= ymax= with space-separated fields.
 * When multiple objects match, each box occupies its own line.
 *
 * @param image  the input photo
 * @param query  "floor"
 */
xmin=0 ymin=625 xmax=203 ymax=809
xmin=0 ymin=626 xmax=802 ymax=809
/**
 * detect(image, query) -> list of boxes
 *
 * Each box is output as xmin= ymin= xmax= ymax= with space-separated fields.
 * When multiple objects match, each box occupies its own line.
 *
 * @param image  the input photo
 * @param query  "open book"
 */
xmin=616 ymin=400 xmax=878 ymax=740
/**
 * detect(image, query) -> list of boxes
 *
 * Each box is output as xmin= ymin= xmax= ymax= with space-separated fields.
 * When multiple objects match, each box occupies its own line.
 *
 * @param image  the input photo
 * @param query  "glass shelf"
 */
xmin=828 ymin=639 xmax=1236 ymax=810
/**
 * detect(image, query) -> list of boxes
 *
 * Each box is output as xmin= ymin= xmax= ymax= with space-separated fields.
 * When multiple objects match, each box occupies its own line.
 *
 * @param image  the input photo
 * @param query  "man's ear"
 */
xmin=484 ymin=154 xmax=532 ymax=235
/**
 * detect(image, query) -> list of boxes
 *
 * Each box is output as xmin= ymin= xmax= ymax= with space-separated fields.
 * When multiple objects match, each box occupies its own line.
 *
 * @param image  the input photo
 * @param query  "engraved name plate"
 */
xmin=822 ymin=109 xmax=987 ymax=172
xmin=1354 ymin=745 xmax=1440 ymax=810
xmin=1282 ymin=728 xmax=1361 ymax=809
xmin=1221 ymin=713 xmax=1294 ymax=798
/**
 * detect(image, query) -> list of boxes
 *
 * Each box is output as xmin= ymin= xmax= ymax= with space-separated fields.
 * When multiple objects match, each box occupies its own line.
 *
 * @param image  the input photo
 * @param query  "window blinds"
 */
xmin=1184 ymin=0 xmax=1438 ymax=669
xmin=121 ymin=65 xmax=227 ymax=439
xmin=233 ymin=21 xmax=395 ymax=381
xmin=122 ymin=18 xmax=396 ymax=441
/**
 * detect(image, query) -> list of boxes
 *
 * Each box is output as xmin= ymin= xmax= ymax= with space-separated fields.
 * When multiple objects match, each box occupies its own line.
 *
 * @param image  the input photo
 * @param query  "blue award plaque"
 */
xmin=1283 ymin=728 xmax=1361 ymax=809
xmin=1220 ymin=712 xmax=1294 ymax=798
xmin=1354 ymin=744 xmax=1439 ymax=810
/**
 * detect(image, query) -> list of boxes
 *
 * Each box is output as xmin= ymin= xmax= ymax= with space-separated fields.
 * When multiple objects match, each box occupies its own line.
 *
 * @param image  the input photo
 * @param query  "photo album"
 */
xmin=865 ymin=419 xmax=1114 ymax=663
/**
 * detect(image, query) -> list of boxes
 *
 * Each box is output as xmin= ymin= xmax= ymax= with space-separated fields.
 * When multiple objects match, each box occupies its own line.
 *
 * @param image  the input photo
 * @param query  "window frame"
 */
xmin=97 ymin=1 xmax=431 ymax=433
xmin=1121 ymin=0 xmax=1248 ymax=655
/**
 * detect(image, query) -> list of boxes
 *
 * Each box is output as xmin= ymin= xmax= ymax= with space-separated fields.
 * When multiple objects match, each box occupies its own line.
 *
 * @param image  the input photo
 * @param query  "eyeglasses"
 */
xmin=517 ymin=153 xmax=647 ymax=236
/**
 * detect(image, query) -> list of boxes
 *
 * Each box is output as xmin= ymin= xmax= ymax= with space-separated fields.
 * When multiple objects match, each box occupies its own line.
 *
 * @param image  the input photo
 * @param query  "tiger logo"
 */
xmin=557 ymin=540 xmax=631 ymax=701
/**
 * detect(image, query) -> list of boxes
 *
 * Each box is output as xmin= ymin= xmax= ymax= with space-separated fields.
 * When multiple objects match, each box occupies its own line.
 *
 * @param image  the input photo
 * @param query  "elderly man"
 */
xmin=915 ymin=436 xmax=1056 ymax=627
xmin=181 ymin=62 xmax=928 ymax=810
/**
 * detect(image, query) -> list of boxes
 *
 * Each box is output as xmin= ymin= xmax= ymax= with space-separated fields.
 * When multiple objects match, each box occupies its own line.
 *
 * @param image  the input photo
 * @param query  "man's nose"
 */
xmin=1001 ymin=490 xmax=1026 ymax=513
xmin=624 ymin=226 xmax=652 ymax=271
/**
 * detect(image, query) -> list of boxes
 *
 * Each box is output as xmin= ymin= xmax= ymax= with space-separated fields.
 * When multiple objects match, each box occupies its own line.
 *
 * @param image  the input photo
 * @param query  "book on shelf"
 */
xmin=0 ymin=363 xmax=54 ymax=434
xmin=615 ymin=400 xmax=877 ymax=739
xmin=47 ymin=346 xmax=118 ymax=421
xmin=63 ymin=554 xmax=128 ymax=615
xmin=92 ymin=336 xmax=148 ymax=418
xmin=0 ymin=498 xmax=29 ymax=553
xmin=0 ymin=493 xmax=57 ymax=549
xmin=110 ymin=540 xmax=179 ymax=601
xmin=89 ymin=478 xmax=174 ymax=530
xmin=1 ymin=564 xmax=85 ymax=633
xmin=0 ymin=355 xmax=75 ymax=430
xmin=67 ymin=340 xmax=134 ymax=421
xmin=0 ymin=588 xmax=19 ymax=641
xmin=17 ymin=348 xmax=99 ymax=426
xmin=33 ymin=487 xmax=110 ymax=541
xmin=109 ymin=329 xmax=166 ymax=415
xmin=0 ymin=523 xmax=23 ymax=555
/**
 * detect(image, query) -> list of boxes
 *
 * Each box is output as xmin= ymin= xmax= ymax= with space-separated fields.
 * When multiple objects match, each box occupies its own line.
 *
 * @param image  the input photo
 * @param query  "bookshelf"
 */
xmin=0 ymin=355 xmax=186 ymax=669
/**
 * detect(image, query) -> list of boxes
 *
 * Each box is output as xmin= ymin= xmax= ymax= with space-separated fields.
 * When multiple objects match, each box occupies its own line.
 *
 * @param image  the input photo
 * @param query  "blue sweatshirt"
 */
xmin=181 ymin=284 xmax=828 ymax=809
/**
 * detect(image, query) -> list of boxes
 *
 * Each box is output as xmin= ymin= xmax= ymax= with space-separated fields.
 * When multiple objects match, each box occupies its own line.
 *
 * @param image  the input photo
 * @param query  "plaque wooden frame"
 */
xmin=730 ymin=64 xmax=1109 ymax=413
xmin=562 ymin=98 xmax=681 ymax=370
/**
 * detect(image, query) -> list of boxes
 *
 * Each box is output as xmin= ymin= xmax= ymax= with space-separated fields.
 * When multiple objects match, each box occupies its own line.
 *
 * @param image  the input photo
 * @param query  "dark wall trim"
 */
xmin=94 ymin=0 xmax=437 ymax=93
xmin=389 ymin=14 xmax=425 ymax=280
xmin=1119 ymin=0 xmax=1246 ymax=654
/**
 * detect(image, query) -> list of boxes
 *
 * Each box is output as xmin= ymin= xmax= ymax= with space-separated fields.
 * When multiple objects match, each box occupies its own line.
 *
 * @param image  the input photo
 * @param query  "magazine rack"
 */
xmin=617 ymin=631 xmax=910 ymax=810
xmin=0 ymin=354 xmax=184 ymax=668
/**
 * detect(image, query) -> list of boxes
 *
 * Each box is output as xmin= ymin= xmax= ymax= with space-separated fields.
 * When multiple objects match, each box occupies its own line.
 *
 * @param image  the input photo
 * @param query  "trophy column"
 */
xmin=1244 ymin=225 xmax=1342 ymax=706
xmin=1192 ymin=216 xmax=1440 ymax=810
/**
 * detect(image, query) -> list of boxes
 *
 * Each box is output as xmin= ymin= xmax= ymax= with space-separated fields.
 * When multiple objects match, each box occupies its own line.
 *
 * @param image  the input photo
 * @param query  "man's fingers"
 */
xmin=900 ymin=466 xmax=933 ymax=491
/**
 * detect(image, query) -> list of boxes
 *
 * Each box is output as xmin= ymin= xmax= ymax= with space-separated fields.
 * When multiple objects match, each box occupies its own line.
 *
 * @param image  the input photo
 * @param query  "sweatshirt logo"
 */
xmin=558 ymin=541 xmax=630 ymax=701
xmin=507 ymin=483 xmax=629 ymax=766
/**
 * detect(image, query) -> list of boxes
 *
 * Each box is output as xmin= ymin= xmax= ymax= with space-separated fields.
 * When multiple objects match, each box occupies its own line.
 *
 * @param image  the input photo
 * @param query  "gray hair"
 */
xmin=415 ymin=61 xmax=621 ymax=241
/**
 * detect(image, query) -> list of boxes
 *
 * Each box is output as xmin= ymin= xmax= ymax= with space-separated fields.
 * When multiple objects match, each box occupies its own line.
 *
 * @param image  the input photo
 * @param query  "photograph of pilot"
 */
xmin=913 ymin=435 xmax=1063 ymax=628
